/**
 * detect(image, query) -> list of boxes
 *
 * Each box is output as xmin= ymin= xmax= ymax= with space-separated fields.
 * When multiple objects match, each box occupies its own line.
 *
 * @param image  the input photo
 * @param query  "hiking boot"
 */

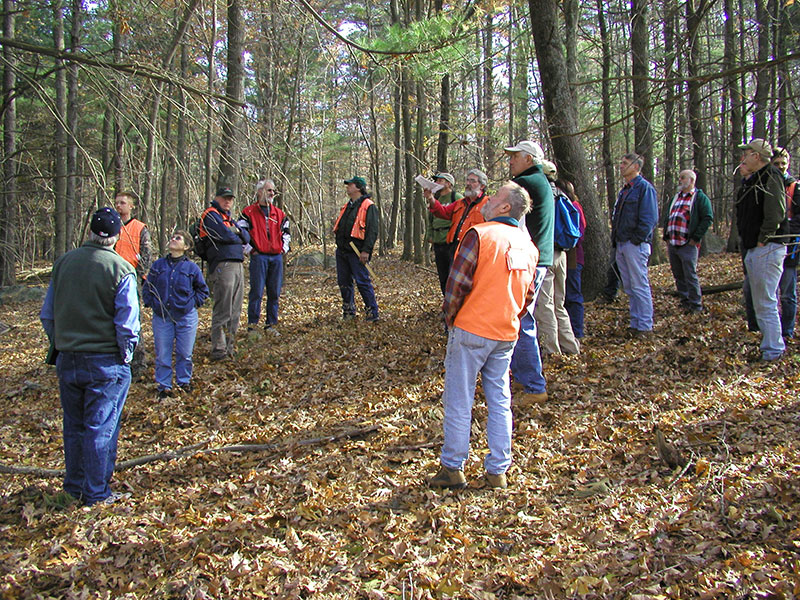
xmin=429 ymin=465 xmax=467 ymax=489
xmin=157 ymin=388 xmax=173 ymax=399
xmin=626 ymin=327 xmax=652 ymax=339
xmin=210 ymin=350 xmax=227 ymax=362
xmin=485 ymin=472 xmax=508 ymax=489
xmin=178 ymin=383 xmax=192 ymax=394
xmin=516 ymin=392 xmax=548 ymax=407
xmin=366 ymin=314 xmax=380 ymax=323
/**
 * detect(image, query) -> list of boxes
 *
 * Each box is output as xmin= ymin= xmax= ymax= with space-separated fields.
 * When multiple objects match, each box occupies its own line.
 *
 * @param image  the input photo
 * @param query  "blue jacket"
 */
xmin=612 ymin=174 xmax=659 ymax=245
xmin=203 ymin=200 xmax=251 ymax=272
xmin=143 ymin=255 xmax=209 ymax=321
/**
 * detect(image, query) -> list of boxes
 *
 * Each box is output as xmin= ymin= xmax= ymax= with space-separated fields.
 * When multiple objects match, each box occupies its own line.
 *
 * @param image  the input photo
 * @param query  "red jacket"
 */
xmin=242 ymin=202 xmax=288 ymax=255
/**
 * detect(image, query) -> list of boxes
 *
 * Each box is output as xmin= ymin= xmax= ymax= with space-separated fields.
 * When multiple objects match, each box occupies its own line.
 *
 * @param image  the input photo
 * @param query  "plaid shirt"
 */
xmin=443 ymin=221 xmax=536 ymax=327
xmin=666 ymin=191 xmax=694 ymax=246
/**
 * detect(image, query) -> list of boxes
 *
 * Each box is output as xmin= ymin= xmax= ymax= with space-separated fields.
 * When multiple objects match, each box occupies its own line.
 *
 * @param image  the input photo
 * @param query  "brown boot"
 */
xmin=429 ymin=465 xmax=467 ymax=489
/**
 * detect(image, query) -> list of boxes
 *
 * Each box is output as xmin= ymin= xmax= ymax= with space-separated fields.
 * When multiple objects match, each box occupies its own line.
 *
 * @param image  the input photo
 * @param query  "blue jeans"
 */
xmin=744 ymin=244 xmax=786 ymax=360
xmin=248 ymin=253 xmax=283 ymax=326
xmin=56 ymin=351 xmax=131 ymax=505
xmin=565 ymin=264 xmax=584 ymax=338
xmin=336 ymin=248 xmax=379 ymax=318
xmin=616 ymin=241 xmax=654 ymax=331
xmin=441 ymin=327 xmax=516 ymax=475
xmin=667 ymin=243 xmax=702 ymax=310
xmin=510 ymin=266 xmax=547 ymax=393
xmin=153 ymin=310 xmax=199 ymax=390
xmin=779 ymin=264 xmax=797 ymax=338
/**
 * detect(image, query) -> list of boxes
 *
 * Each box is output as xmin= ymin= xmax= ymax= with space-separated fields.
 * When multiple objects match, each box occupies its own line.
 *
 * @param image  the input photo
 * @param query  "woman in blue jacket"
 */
xmin=143 ymin=230 xmax=209 ymax=397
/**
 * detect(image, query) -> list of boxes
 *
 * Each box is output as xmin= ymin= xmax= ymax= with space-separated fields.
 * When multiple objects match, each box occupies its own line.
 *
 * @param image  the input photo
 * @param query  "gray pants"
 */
xmin=667 ymin=243 xmax=701 ymax=310
xmin=210 ymin=261 xmax=244 ymax=356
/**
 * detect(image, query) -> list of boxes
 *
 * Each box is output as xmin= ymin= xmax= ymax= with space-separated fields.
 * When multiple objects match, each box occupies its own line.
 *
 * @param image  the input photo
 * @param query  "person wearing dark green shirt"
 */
xmin=426 ymin=173 xmax=463 ymax=294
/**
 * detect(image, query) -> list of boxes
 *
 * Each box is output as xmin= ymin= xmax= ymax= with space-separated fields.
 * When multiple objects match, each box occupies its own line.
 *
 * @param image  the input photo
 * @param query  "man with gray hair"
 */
xmin=612 ymin=152 xmax=658 ymax=337
xmin=736 ymin=139 xmax=788 ymax=361
xmin=426 ymin=169 xmax=489 ymax=276
xmin=241 ymin=179 xmax=290 ymax=332
xmin=504 ymin=140 xmax=553 ymax=405
xmin=40 ymin=207 xmax=140 ymax=506
xmin=430 ymin=182 xmax=539 ymax=490
xmin=662 ymin=169 xmax=713 ymax=313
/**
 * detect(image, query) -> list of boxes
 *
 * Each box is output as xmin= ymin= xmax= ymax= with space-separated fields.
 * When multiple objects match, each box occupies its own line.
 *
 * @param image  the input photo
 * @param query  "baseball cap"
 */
xmin=737 ymin=139 xmax=773 ymax=160
xmin=344 ymin=176 xmax=367 ymax=188
xmin=504 ymin=140 xmax=545 ymax=161
xmin=433 ymin=172 xmax=455 ymax=186
xmin=90 ymin=207 xmax=122 ymax=238
xmin=215 ymin=186 xmax=234 ymax=198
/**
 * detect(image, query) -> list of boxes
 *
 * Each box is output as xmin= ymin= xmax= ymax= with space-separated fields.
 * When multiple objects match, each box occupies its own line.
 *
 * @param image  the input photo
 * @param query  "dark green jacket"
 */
xmin=50 ymin=242 xmax=135 ymax=354
xmin=514 ymin=164 xmax=554 ymax=267
xmin=662 ymin=187 xmax=713 ymax=243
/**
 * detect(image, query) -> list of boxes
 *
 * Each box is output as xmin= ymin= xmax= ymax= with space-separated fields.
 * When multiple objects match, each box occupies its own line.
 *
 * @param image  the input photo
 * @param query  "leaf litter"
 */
xmin=0 ymin=249 xmax=798 ymax=599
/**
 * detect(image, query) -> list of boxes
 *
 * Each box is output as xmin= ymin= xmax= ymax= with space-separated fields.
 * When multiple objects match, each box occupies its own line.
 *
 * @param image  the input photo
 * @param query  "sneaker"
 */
xmin=516 ymin=391 xmax=548 ymax=407
xmin=485 ymin=472 xmax=508 ymax=489
xmin=98 ymin=491 xmax=131 ymax=505
xmin=429 ymin=465 xmax=467 ymax=489
xmin=157 ymin=388 xmax=173 ymax=399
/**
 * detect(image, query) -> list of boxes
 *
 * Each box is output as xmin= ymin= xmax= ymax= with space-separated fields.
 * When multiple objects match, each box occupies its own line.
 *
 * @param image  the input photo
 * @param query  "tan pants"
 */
xmin=210 ymin=261 xmax=244 ymax=356
xmin=534 ymin=250 xmax=580 ymax=355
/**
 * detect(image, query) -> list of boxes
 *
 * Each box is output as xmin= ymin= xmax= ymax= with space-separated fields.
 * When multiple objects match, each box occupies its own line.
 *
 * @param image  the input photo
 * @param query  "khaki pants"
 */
xmin=210 ymin=261 xmax=244 ymax=356
xmin=534 ymin=250 xmax=580 ymax=355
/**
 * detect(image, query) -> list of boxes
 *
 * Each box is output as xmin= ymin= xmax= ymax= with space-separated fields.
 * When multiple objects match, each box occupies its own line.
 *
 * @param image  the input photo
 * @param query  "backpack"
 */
xmin=189 ymin=215 xmax=210 ymax=261
xmin=553 ymin=190 xmax=581 ymax=250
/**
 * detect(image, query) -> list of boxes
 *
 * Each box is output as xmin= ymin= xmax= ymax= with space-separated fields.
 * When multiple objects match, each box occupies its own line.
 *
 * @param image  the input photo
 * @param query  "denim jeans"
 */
xmin=335 ymin=248 xmax=379 ymax=318
xmin=565 ymin=264 xmax=584 ymax=338
xmin=616 ymin=241 xmax=654 ymax=331
xmin=248 ymin=253 xmax=283 ymax=326
xmin=56 ymin=351 xmax=131 ymax=505
xmin=510 ymin=266 xmax=547 ymax=394
xmin=441 ymin=327 xmax=516 ymax=476
xmin=667 ymin=243 xmax=702 ymax=310
xmin=779 ymin=264 xmax=797 ymax=338
xmin=152 ymin=310 xmax=199 ymax=390
xmin=744 ymin=244 xmax=786 ymax=360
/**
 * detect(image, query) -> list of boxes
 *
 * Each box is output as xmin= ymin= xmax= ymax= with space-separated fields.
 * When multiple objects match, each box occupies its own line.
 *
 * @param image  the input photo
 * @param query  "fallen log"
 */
xmin=0 ymin=424 xmax=379 ymax=479
xmin=701 ymin=281 xmax=743 ymax=295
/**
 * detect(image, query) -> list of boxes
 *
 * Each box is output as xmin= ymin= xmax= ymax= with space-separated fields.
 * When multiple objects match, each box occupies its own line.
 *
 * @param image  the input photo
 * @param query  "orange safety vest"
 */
xmin=453 ymin=222 xmax=538 ymax=341
xmin=115 ymin=218 xmax=145 ymax=268
xmin=446 ymin=194 xmax=488 ymax=244
xmin=333 ymin=198 xmax=374 ymax=240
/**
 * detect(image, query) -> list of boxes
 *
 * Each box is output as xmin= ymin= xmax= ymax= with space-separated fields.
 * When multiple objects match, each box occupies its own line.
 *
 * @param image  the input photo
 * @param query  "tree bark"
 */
xmin=662 ymin=7 xmax=677 ymax=218
xmin=596 ymin=0 xmax=615 ymax=214
xmin=686 ymin=0 xmax=709 ymax=192
xmin=66 ymin=0 xmax=81 ymax=251
xmin=752 ymin=0 xmax=770 ymax=139
xmin=482 ymin=14 xmax=495 ymax=176
xmin=217 ymin=0 xmax=245 ymax=192
xmin=53 ymin=0 xmax=68 ymax=259
xmin=528 ymin=0 xmax=607 ymax=298
xmin=0 ymin=0 xmax=17 ymax=284
xmin=630 ymin=0 xmax=653 ymax=184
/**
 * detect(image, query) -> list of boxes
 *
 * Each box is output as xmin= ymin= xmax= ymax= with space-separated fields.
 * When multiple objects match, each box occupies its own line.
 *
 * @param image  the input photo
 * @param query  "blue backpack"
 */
xmin=553 ymin=190 xmax=581 ymax=250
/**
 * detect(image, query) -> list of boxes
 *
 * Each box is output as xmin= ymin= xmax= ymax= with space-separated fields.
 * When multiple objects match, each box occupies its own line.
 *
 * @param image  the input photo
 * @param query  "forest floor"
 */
xmin=0 ymin=248 xmax=798 ymax=600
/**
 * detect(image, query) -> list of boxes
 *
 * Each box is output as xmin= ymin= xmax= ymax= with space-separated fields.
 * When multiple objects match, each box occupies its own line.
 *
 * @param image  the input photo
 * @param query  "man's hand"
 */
xmin=359 ymin=251 xmax=369 ymax=264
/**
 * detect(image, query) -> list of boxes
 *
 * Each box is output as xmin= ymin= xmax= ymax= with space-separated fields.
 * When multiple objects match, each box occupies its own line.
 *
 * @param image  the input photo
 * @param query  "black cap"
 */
xmin=90 ymin=207 xmax=122 ymax=238
xmin=216 ymin=187 xmax=234 ymax=198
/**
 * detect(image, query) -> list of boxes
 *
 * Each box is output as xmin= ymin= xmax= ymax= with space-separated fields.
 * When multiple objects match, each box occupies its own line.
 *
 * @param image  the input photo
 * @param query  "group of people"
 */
xmin=38 ymin=135 xmax=798 ymax=503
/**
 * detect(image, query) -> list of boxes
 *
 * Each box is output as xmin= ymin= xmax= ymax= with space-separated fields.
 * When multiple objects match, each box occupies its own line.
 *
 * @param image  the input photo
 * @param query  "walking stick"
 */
xmin=350 ymin=241 xmax=377 ymax=280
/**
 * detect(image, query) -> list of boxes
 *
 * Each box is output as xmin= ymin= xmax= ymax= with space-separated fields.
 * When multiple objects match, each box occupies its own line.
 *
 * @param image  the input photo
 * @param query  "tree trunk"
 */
xmin=436 ymin=74 xmax=450 ymax=172
xmin=482 ymin=14 xmax=495 ymax=176
xmin=752 ymin=0 xmax=770 ymax=139
xmin=176 ymin=43 xmax=188 ymax=228
xmin=387 ymin=73 xmax=401 ymax=249
xmin=630 ymin=0 xmax=653 ymax=184
xmin=53 ymin=0 xmax=68 ymax=259
xmin=662 ymin=7 xmax=677 ymax=219
xmin=217 ymin=0 xmax=245 ymax=192
xmin=413 ymin=80 xmax=425 ymax=264
xmin=159 ymin=89 xmax=174 ymax=254
xmin=686 ymin=0 xmax=709 ymax=192
xmin=0 ymin=0 xmax=17 ymax=284
xmin=563 ymin=0 xmax=579 ymax=105
xmin=596 ymin=0 xmax=615 ymax=214
xmin=66 ymin=0 xmax=81 ymax=251
xmin=528 ymin=0 xmax=607 ymax=298
xmin=111 ymin=1 xmax=124 ymax=193
xmin=401 ymin=68 xmax=413 ymax=261
xmin=725 ymin=0 xmax=744 ymax=252
xmin=368 ymin=68 xmax=385 ymax=254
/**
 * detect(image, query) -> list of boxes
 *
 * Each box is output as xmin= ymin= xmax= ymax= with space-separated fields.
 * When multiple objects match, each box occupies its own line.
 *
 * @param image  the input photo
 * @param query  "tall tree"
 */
xmin=1 ymin=0 xmax=17 ymax=284
xmin=53 ymin=0 xmax=68 ymax=258
xmin=596 ymin=0 xmax=615 ymax=213
xmin=686 ymin=0 xmax=711 ymax=192
xmin=527 ymin=0 xmax=607 ymax=297
xmin=218 ymin=0 xmax=245 ymax=192
xmin=630 ymin=0 xmax=653 ymax=184
xmin=752 ymin=0 xmax=770 ymax=138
